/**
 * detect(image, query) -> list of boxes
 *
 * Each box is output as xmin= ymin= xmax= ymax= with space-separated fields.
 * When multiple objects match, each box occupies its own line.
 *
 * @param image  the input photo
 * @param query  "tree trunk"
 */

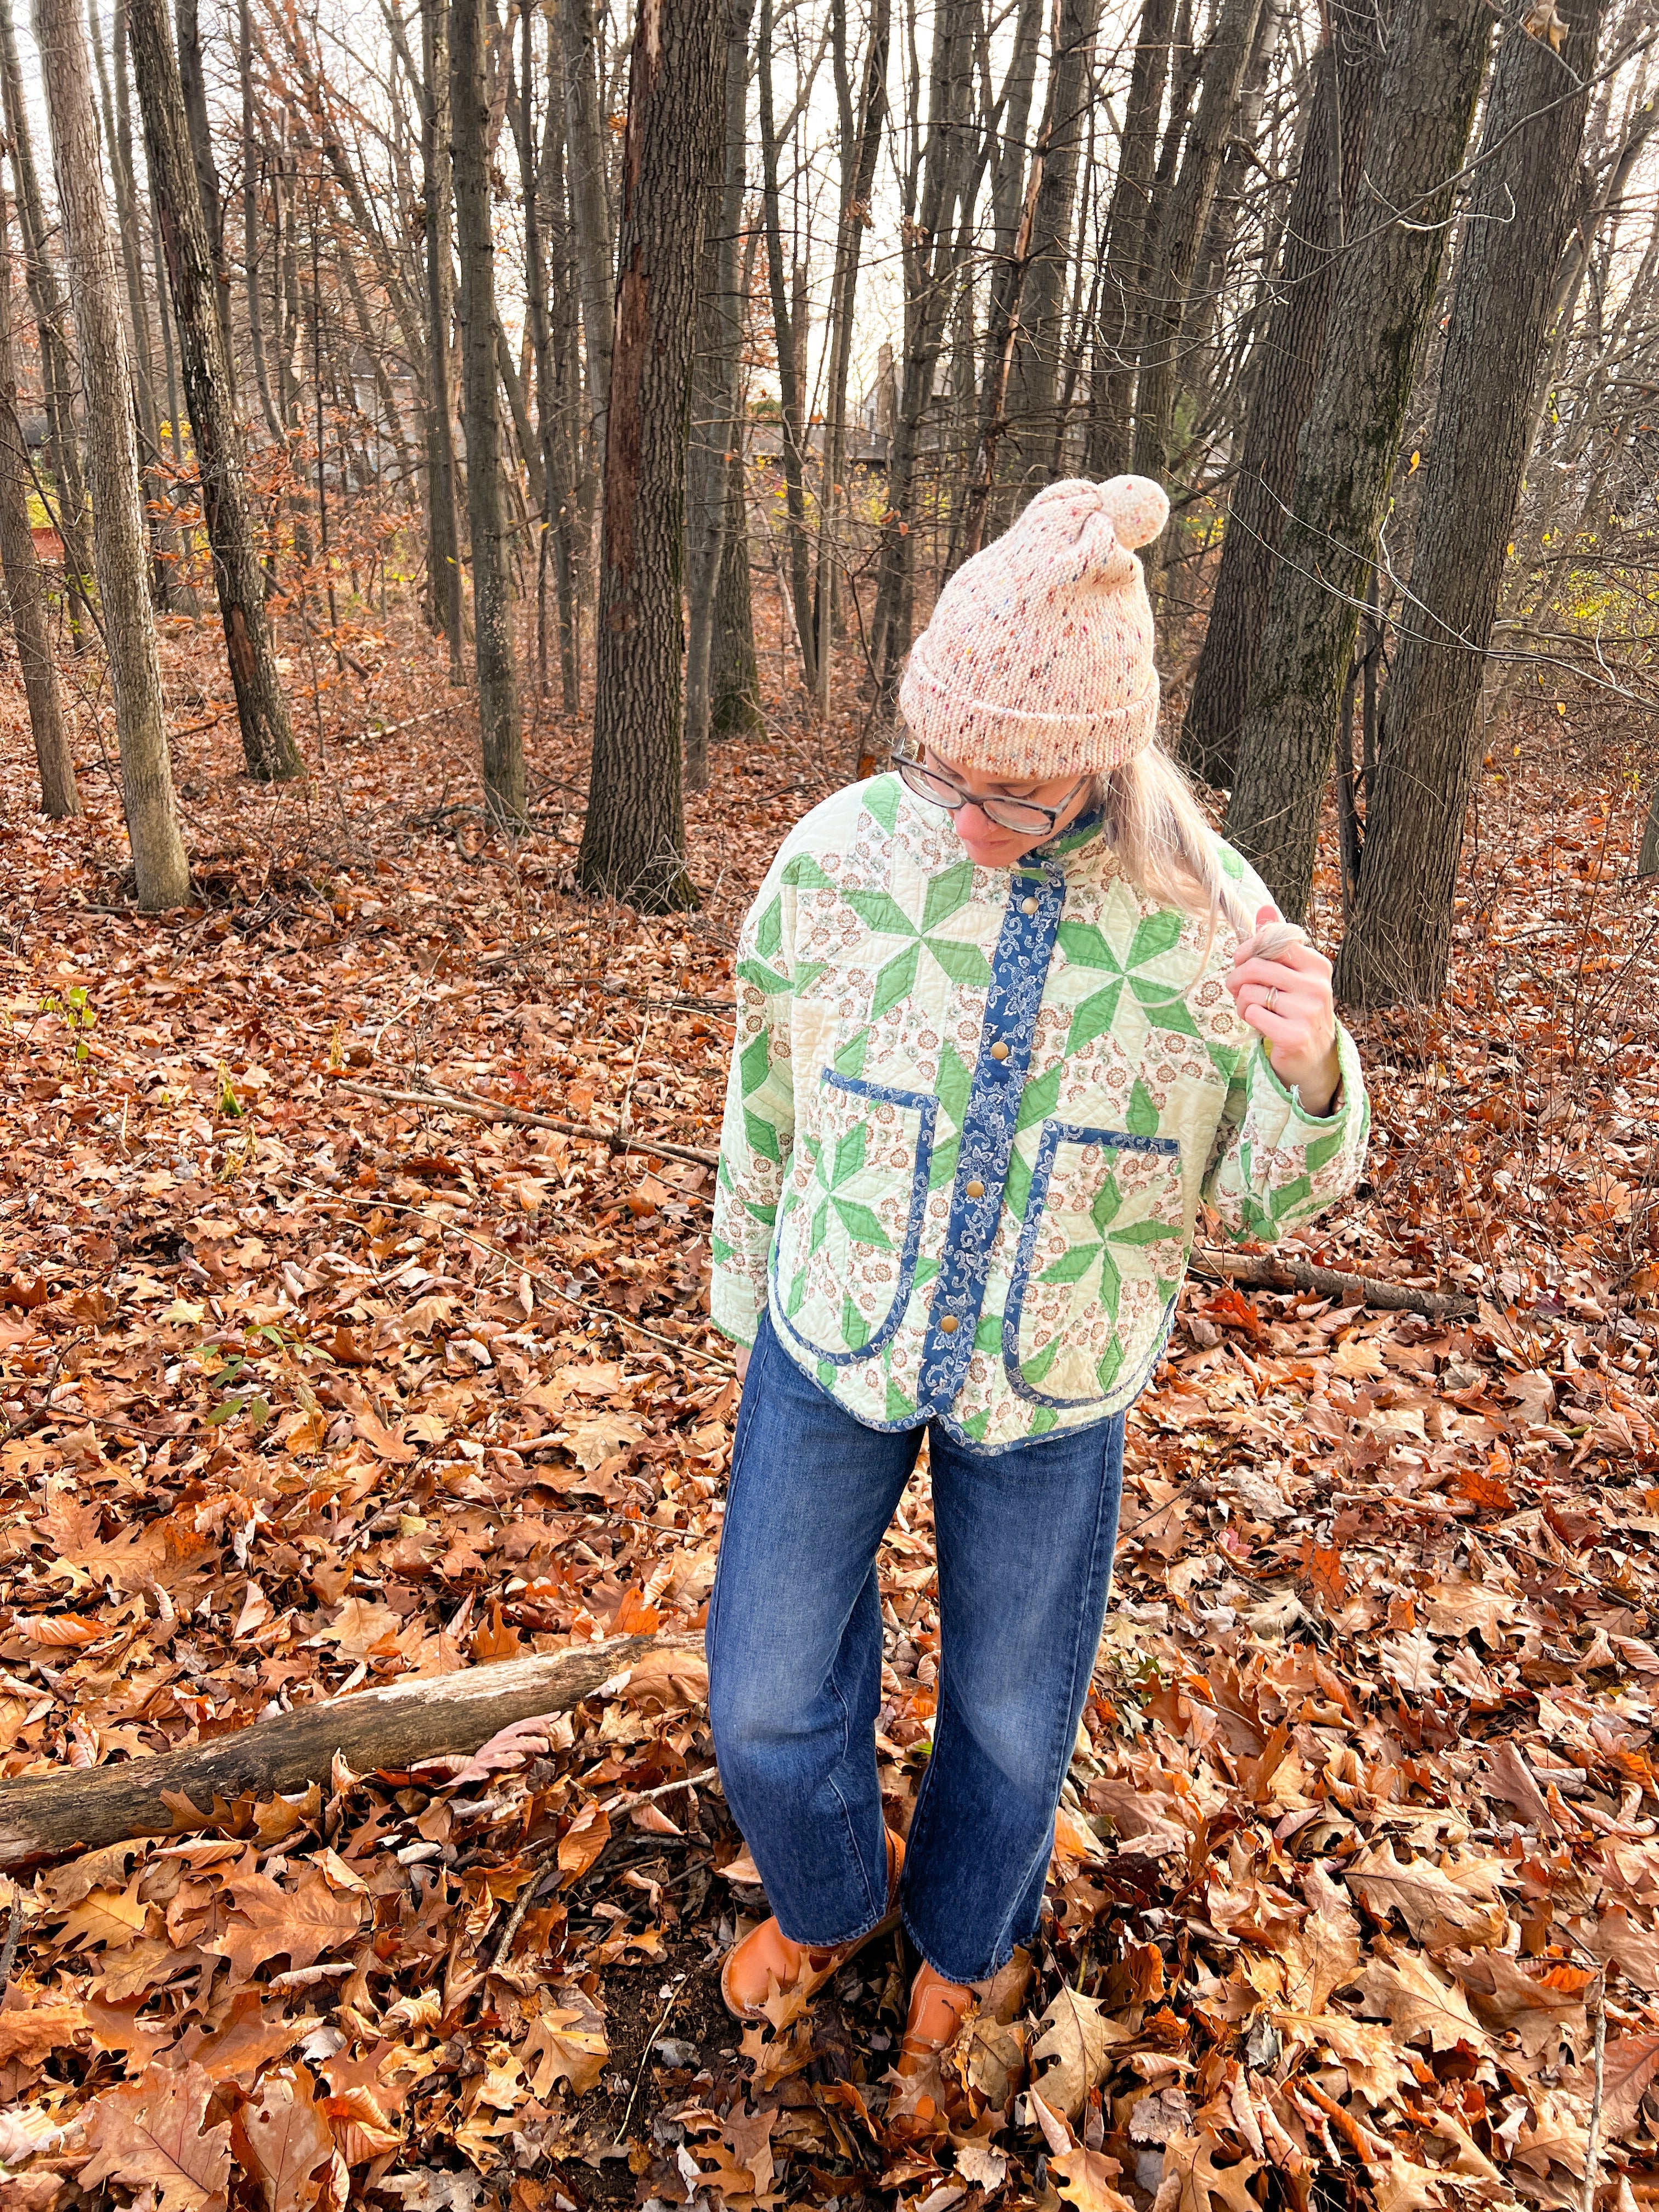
xmin=239 ymin=0 xmax=281 ymax=446
xmin=1178 ymin=2 xmax=1382 ymax=788
xmin=33 ymin=0 xmax=189 ymax=907
xmin=1332 ymin=0 xmax=1607 ymax=1008
xmin=1130 ymin=0 xmax=1264 ymax=512
xmin=175 ymin=0 xmax=234 ymax=399
xmin=685 ymin=0 xmax=753 ymax=788
xmin=537 ymin=14 xmax=580 ymax=711
xmin=868 ymin=0 xmax=977 ymax=710
xmin=1221 ymin=0 xmax=1493 ymax=922
xmin=578 ymin=0 xmax=724 ymax=912
xmin=811 ymin=0 xmax=887 ymax=722
xmin=0 ymin=187 xmax=76 ymax=817
xmin=0 ymin=0 xmax=96 ymax=646
xmin=128 ymin=0 xmax=302 ymax=784
xmin=451 ymin=0 xmax=524 ymax=824
xmin=0 ymin=1632 xmax=701 ymax=1869
xmin=711 ymin=437 xmax=761 ymax=741
xmin=420 ymin=0 xmax=462 ymax=675
xmin=1083 ymin=0 xmax=1176 ymax=478
xmin=1000 ymin=0 xmax=1105 ymax=504
xmin=557 ymin=0 xmax=615 ymax=454
xmin=756 ymin=0 xmax=817 ymax=696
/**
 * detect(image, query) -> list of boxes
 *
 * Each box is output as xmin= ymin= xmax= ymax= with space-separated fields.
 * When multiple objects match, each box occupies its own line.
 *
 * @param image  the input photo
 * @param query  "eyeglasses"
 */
xmin=893 ymin=742 xmax=1088 ymax=836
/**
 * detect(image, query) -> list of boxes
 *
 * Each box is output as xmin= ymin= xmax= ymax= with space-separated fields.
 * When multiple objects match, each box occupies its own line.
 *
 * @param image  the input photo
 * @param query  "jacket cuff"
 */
xmin=710 ymin=1273 xmax=765 ymax=1352
xmin=1247 ymin=1022 xmax=1367 ymax=1147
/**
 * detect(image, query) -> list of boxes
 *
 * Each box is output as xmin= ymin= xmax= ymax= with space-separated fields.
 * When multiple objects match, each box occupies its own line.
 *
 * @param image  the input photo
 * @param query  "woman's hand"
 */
xmin=736 ymin=1345 xmax=751 ymax=1385
xmin=1224 ymin=904 xmax=1341 ymax=1115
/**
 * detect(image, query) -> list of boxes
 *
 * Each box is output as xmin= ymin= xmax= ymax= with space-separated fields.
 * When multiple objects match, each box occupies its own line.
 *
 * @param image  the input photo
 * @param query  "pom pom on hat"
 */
xmin=897 ymin=474 xmax=1171 ymax=781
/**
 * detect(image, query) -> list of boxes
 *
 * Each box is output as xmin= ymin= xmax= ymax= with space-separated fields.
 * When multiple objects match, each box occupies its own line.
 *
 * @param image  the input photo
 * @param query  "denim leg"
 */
xmin=901 ymin=1414 xmax=1124 ymax=1984
xmin=707 ymin=1312 xmax=922 ymax=1947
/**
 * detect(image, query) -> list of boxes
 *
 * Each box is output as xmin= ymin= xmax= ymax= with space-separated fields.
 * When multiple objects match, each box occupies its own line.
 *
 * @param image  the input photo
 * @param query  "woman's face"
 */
xmin=927 ymin=748 xmax=1095 ymax=868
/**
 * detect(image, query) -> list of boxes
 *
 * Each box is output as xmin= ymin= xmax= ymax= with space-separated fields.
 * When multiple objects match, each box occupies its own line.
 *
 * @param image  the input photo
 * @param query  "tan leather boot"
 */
xmin=896 ymin=1960 xmax=975 ymax=2074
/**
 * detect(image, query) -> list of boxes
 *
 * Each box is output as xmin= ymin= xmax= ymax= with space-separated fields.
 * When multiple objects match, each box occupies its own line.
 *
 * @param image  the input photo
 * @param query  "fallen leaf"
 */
xmin=78 ymin=2061 xmax=232 ymax=2211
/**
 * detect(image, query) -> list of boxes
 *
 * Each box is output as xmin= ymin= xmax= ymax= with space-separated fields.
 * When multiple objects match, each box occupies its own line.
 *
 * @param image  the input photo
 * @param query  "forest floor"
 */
xmin=3 ymin=598 xmax=1659 ymax=2212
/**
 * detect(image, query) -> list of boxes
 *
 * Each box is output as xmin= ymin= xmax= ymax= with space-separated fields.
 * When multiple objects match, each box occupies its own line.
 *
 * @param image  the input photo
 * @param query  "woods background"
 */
xmin=3 ymin=0 xmax=1659 ymax=2208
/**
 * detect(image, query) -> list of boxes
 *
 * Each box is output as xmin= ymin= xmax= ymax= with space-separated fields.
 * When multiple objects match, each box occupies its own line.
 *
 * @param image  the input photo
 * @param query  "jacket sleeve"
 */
xmin=1198 ymin=841 xmax=1371 ymax=1244
xmin=710 ymin=863 xmax=799 ymax=1348
xmin=1201 ymin=1025 xmax=1370 ymax=1245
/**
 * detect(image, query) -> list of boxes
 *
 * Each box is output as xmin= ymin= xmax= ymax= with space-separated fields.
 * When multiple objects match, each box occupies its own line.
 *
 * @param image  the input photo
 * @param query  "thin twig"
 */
xmin=334 ymin=1077 xmax=719 ymax=1172
xmin=619 ymin=1974 xmax=690 ymax=2145
xmin=1582 ymin=1968 xmax=1607 ymax=2212
xmin=0 ymin=1891 xmax=20 ymax=2001
xmin=490 ymin=1848 xmax=560 ymax=1972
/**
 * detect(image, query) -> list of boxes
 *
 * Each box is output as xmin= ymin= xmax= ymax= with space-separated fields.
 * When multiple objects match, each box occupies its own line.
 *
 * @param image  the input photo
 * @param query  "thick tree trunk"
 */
xmin=1221 ymin=0 xmax=1493 ymax=922
xmin=1332 ymin=0 xmax=1607 ymax=1008
xmin=0 ymin=188 xmax=76 ymax=817
xmin=578 ymin=0 xmax=725 ymax=912
xmin=1083 ymin=0 xmax=1176 ymax=478
xmin=420 ymin=0 xmax=462 ymax=675
xmin=1000 ymin=0 xmax=1105 ymax=505
xmin=710 ymin=439 xmax=762 ymax=742
xmin=0 ymin=0 xmax=96 ymax=646
xmin=128 ymin=0 xmax=303 ymax=786
xmin=175 ymin=0 xmax=234 ymax=398
xmin=34 ymin=0 xmax=189 ymax=908
xmin=451 ymin=0 xmax=524 ymax=825
xmin=1129 ymin=0 xmax=1264 ymax=510
xmin=0 ymin=1633 xmax=702 ymax=1869
xmin=1179 ymin=3 xmax=1383 ymax=788
xmin=685 ymin=0 xmax=753 ymax=788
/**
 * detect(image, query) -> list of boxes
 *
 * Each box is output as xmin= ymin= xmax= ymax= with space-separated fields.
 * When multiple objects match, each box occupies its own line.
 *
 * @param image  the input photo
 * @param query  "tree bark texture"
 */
xmin=757 ymin=0 xmax=817 ymax=696
xmin=451 ymin=0 xmax=524 ymax=824
xmin=1130 ymin=0 xmax=1264 ymax=504
xmin=1221 ymin=0 xmax=1493 ymax=922
xmin=1179 ymin=0 xmax=1383 ymax=788
xmin=578 ymin=0 xmax=725 ymax=912
xmin=1000 ymin=0 xmax=1105 ymax=506
xmin=33 ymin=0 xmax=190 ymax=908
xmin=420 ymin=0 xmax=463 ymax=674
xmin=711 ymin=439 xmax=762 ymax=741
xmin=0 ymin=1633 xmax=702 ymax=1869
xmin=0 ymin=188 xmax=76 ymax=817
xmin=0 ymin=0 xmax=95 ymax=642
xmin=175 ymin=0 xmax=235 ymax=397
xmin=811 ymin=0 xmax=888 ymax=721
xmin=685 ymin=0 xmax=753 ymax=788
xmin=557 ymin=0 xmax=615 ymax=455
xmin=128 ymin=0 xmax=304 ymax=785
xmin=1084 ymin=0 xmax=1176 ymax=479
xmin=1332 ymin=0 xmax=1607 ymax=1008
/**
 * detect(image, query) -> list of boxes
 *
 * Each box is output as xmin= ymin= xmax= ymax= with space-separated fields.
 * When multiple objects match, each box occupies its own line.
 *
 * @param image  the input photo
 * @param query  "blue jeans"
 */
xmin=707 ymin=1310 xmax=1124 ymax=1987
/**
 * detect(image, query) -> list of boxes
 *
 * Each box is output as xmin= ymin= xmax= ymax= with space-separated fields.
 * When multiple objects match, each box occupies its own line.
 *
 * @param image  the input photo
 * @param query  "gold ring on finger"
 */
xmin=1265 ymin=986 xmax=1279 ymax=1012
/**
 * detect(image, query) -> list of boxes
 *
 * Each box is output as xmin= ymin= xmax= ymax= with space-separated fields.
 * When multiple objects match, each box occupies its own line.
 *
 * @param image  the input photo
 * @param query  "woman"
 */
xmin=705 ymin=476 xmax=1368 ymax=2066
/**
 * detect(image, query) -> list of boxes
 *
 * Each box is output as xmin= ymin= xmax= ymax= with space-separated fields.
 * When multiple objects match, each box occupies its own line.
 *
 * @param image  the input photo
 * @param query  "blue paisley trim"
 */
xmin=914 ymin=866 xmax=1066 ymax=1418
xmin=769 ymin=1068 xmax=936 ymax=1370
xmin=1003 ymin=1121 xmax=1180 ymax=1410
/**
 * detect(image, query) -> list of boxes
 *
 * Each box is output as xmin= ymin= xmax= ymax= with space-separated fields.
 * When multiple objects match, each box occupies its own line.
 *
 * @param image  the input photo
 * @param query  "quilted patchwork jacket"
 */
xmin=711 ymin=774 xmax=1370 ymax=1452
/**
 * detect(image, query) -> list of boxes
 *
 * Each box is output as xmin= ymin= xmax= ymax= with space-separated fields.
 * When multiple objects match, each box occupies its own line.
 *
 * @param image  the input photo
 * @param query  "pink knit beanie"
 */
xmin=898 ymin=475 xmax=1170 ymax=778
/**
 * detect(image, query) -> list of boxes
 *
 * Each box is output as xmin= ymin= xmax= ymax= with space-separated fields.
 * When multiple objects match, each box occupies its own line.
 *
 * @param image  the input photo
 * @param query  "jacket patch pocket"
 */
xmin=1004 ymin=1122 xmax=1183 ymax=1408
xmin=772 ymin=1068 xmax=936 ymax=1367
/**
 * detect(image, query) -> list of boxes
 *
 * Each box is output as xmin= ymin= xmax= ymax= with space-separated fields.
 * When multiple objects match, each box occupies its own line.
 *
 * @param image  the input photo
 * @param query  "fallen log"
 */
xmin=335 ymin=1079 xmax=719 ymax=1173
xmin=1193 ymin=1249 xmax=1476 ymax=1321
xmin=0 ymin=1631 xmax=704 ymax=1870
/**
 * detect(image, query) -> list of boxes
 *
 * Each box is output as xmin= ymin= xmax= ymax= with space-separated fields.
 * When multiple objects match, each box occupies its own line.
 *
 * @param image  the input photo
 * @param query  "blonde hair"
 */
xmin=1093 ymin=743 xmax=1255 ymax=944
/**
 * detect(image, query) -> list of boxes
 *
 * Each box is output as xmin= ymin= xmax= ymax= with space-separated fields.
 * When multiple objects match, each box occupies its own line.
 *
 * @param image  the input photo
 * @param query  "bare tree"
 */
xmin=1222 ymin=0 xmax=1494 ymax=920
xmin=1334 ymin=0 xmax=1609 ymax=1006
xmin=128 ymin=0 xmax=302 ymax=784
xmin=33 ymin=0 xmax=188 ymax=907
xmin=451 ymin=0 xmax=524 ymax=825
xmin=579 ymin=0 xmax=725 ymax=911
xmin=0 ymin=187 xmax=76 ymax=817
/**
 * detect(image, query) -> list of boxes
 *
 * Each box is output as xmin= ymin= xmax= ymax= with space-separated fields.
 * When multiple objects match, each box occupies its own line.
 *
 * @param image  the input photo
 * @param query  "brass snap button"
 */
xmin=990 ymin=1040 xmax=1009 ymax=1060
xmin=966 ymin=1179 xmax=985 ymax=1198
xmin=938 ymin=1312 xmax=960 ymax=1333
xmin=1021 ymin=895 xmax=1039 ymax=915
